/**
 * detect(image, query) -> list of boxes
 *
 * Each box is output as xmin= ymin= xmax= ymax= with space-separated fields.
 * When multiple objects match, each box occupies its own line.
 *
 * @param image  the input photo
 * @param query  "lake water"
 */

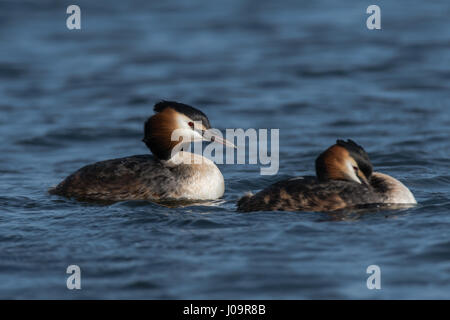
xmin=0 ymin=0 xmax=449 ymax=299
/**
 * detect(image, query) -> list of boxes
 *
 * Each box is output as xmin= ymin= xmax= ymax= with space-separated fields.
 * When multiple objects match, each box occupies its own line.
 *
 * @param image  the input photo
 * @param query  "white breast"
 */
xmin=165 ymin=152 xmax=225 ymax=200
xmin=372 ymin=172 xmax=417 ymax=204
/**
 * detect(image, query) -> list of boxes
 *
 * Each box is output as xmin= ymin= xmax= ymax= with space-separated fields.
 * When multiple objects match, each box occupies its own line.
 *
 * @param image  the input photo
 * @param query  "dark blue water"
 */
xmin=0 ymin=0 xmax=449 ymax=299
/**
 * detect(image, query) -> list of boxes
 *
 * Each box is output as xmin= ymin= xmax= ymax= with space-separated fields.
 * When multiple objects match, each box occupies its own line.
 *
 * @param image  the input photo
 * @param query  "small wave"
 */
xmin=15 ymin=127 xmax=141 ymax=148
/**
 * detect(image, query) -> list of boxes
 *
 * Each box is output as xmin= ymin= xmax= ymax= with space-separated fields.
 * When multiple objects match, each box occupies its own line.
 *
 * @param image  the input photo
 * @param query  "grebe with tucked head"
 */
xmin=237 ymin=139 xmax=416 ymax=212
xmin=49 ymin=101 xmax=235 ymax=202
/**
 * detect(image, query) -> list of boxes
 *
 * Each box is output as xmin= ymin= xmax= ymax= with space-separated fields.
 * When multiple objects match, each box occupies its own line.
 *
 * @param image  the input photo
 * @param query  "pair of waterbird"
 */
xmin=49 ymin=101 xmax=416 ymax=212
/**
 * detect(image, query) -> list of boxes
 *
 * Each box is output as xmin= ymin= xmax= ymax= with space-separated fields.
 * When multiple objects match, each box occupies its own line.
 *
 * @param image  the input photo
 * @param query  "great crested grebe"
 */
xmin=49 ymin=101 xmax=235 ymax=202
xmin=237 ymin=139 xmax=416 ymax=212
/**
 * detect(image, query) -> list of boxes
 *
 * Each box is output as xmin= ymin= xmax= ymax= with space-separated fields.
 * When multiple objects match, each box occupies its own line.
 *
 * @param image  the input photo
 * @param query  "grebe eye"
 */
xmin=188 ymin=121 xmax=194 ymax=128
xmin=353 ymin=166 xmax=358 ymax=172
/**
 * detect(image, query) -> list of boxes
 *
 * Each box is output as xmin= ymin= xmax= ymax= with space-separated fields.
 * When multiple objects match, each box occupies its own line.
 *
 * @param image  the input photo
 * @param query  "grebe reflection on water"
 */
xmin=237 ymin=139 xmax=417 ymax=212
xmin=49 ymin=101 xmax=235 ymax=203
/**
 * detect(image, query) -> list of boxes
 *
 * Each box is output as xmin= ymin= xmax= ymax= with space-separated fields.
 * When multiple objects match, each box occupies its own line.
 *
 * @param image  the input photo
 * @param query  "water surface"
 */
xmin=0 ymin=0 xmax=449 ymax=299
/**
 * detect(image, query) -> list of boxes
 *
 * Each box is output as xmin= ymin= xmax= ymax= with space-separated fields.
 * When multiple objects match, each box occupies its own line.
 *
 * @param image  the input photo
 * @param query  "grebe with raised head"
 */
xmin=49 ymin=101 xmax=235 ymax=202
xmin=237 ymin=139 xmax=416 ymax=212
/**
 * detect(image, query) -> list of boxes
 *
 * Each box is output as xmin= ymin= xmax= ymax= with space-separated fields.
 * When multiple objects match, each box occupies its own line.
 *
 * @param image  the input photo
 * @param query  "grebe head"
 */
xmin=315 ymin=139 xmax=373 ymax=185
xmin=142 ymin=101 xmax=235 ymax=160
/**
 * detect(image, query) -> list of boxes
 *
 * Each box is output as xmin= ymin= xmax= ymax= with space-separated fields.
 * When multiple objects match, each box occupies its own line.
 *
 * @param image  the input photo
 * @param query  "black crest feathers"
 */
xmin=153 ymin=101 xmax=211 ymax=129
xmin=336 ymin=139 xmax=373 ymax=178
